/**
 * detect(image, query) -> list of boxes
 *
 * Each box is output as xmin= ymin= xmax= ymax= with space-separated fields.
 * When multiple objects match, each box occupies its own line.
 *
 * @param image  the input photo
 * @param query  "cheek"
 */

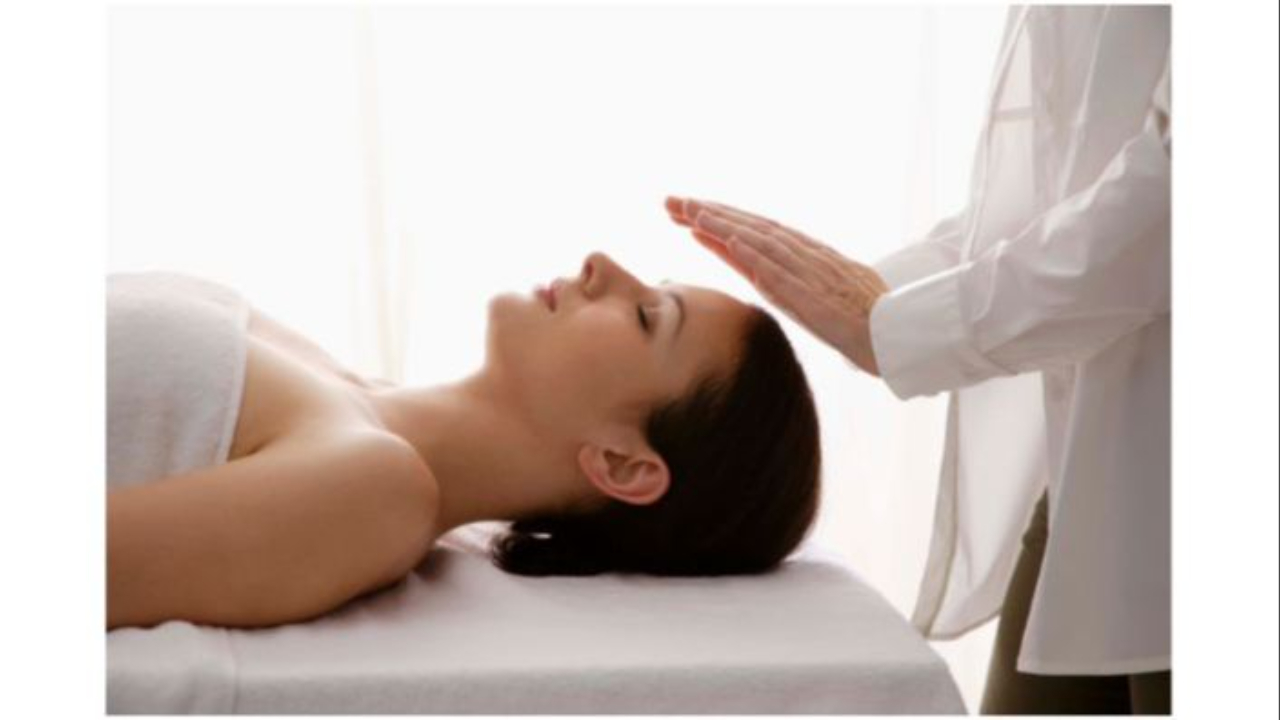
xmin=487 ymin=301 xmax=656 ymax=417
xmin=582 ymin=306 xmax=649 ymax=356
xmin=542 ymin=313 xmax=651 ymax=402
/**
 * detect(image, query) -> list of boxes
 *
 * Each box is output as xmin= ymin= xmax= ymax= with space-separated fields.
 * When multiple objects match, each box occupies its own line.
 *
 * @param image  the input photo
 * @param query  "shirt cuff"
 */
xmin=869 ymin=263 xmax=1008 ymax=399
xmin=873 ymin=243 xmax=957 ymax=291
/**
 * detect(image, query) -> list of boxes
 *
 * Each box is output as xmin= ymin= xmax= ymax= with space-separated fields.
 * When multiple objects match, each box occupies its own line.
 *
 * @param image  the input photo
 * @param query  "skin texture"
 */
xmin=665 ymin=196 xmax=889 ymax=376
xmin=107 ymin=429 xmax=438 ymax=630
xmin=107 ymin=252 xmax=753 ymax=629
xmin=364 ymin=251 xmax=755 ymax=537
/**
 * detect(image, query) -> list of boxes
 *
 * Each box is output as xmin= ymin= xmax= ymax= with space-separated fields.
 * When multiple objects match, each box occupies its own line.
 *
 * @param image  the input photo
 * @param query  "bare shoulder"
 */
xmin=108 ymin=427 xmax=441 ymax=629
xmin=346 ymin=430 xmax=439 ymax=519
xmin=313 ymin=430 xmax=443 ymax=591
xmin=276 ymin=427 xmax=439 ymax=526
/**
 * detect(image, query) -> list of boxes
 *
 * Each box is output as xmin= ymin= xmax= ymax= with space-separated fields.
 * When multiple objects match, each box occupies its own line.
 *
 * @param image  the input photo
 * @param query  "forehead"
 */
xmin=666 ymin=283 xmax=754 ymax=380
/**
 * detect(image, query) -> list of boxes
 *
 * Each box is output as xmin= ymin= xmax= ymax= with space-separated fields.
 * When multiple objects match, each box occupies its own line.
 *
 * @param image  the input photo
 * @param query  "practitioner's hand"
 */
xmin=665 ymin=196 xmax=889 ymax=376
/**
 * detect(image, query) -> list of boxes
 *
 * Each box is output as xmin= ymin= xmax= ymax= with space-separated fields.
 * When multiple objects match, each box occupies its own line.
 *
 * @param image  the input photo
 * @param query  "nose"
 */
xmin=581 ymin=251 xmax=646 ymax=299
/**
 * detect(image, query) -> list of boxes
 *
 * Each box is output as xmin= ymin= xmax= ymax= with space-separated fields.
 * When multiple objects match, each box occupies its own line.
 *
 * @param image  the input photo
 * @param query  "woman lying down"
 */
xmin=106 ymin=252 xmax=821 ymax=630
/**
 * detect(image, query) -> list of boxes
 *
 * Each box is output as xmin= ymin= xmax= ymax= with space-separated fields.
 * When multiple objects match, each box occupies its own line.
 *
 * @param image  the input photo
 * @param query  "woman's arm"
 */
xmin=107 ymin=430 xmax=438 ymax=630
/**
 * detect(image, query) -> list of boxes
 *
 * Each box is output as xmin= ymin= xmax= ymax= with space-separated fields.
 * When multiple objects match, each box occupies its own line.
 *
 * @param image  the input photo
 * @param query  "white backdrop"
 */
xmin=109 ymin=4 xmax=1005 ymax=710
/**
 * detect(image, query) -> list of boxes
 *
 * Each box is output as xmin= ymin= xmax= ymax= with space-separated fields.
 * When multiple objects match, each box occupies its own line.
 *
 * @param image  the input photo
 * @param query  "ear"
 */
xmin=576 ymin=436 xmax=670 ymax=507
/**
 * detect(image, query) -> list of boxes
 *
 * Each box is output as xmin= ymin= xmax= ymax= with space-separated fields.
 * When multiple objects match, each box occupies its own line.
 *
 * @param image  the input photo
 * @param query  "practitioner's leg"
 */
xmin=1129 ymin=670 xmax=1172 ymax=714
xmin=980 ymin=491 xmax=1132 ymax=714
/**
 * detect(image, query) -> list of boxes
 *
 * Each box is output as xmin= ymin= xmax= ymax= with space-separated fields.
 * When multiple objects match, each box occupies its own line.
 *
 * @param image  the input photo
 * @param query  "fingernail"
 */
xmin=664 ymin=196 xmax=684 ymax=217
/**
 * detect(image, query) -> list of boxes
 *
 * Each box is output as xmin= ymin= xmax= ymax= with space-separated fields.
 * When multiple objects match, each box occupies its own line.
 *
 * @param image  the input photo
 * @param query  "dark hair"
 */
xmin=488 ymin=306 xmax=821 ymax=577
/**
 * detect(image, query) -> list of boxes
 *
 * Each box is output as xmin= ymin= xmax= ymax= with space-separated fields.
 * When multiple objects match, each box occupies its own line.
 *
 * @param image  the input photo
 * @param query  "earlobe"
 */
xmin=577 ymin=443 xmax=670 ymax=507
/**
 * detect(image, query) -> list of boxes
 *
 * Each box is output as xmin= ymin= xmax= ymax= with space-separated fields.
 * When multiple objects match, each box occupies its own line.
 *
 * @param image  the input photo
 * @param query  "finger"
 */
xmin=696 ymin=200 xmax=863 ymax=298
xmin=669 ymin=197 xmax=754 ymax=280
xmin=706 ymin=199 xmax=836 ymax=259
xmin=699 ymin=201 xmax=835 ymax=266
xmin=695 ymin=210 xmax=814 ymax=288
xmin=666 ymin=196 xmax=717 ymax=228
xmin=703 ymin=200 xmax=784 ymax=234
xmin=691 ymin=229 xmax=754 ymax=281
xmin=705 ymin=202 xmax=862 ymax=291
xmin=706 ymin=200 xmax=819 ymax=248
xmin=664 ymin=196 xmax=693 ymax=227
xmin=693 ymin=200 xmax=885 ymax=337
xmin=741 ymin=244 xmax=853 ymax=353
xmin=726 ymin=239 xmax=821 ymax=328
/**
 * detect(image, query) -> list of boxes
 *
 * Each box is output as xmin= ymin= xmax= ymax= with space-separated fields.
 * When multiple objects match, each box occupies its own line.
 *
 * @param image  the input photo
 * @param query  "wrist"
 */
xmin=850 ymin=315 xmax=880 ymax=377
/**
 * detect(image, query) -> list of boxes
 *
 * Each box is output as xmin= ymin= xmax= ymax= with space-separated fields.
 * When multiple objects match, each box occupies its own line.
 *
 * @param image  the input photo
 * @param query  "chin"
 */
xmin=483 ymin=292 xmax=536 ymax=367
xmin=486 ymin=291 xmax=537 ymax=327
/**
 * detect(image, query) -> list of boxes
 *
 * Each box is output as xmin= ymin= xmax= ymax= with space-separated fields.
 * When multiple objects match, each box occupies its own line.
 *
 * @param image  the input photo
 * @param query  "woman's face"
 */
xmin=485 ymin=251 xmax=753 ymax=437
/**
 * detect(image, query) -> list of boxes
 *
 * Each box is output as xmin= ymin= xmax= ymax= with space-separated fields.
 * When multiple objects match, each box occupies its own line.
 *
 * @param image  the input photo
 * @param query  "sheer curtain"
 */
xmin=108 ymin=4 xmax=1005 ymax=709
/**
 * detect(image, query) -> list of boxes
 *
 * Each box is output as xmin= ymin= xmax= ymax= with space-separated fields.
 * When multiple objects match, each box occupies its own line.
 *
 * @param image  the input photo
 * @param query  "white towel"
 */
xmin=104 ymin=274 xmax=967 ymax=714
xmin=106 ymin=271 xmax=252 ymax=714
xmin=106 ymin=271 xmax=251 ymax=488
xmin=108 ymin=529 xmax=967 ymax=714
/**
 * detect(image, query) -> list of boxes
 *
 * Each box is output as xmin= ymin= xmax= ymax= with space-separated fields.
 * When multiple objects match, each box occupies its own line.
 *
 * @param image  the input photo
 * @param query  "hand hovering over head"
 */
xmin=666 ymin=196 xmax=889 ymax=376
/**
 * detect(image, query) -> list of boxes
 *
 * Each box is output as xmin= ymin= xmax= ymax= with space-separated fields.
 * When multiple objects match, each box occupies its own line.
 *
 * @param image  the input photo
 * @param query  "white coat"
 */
xmin=868 ymin=5 xmax=1170 ymax=675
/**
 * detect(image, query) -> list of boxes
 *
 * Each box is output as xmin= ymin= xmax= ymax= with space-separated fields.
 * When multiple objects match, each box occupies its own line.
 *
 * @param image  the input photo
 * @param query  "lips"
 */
xmin=536 ymin=283 xmax=557 ymax=310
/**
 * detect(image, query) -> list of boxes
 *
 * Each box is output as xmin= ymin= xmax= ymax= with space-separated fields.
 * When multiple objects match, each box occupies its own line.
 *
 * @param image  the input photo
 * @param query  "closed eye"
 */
xmin=637 ymin=304 xmax=651 ymax=334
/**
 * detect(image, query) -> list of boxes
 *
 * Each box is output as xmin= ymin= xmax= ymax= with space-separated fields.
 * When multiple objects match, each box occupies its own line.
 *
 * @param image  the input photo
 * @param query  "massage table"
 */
xmin=106 ymin=524 xmax=966 ymax=714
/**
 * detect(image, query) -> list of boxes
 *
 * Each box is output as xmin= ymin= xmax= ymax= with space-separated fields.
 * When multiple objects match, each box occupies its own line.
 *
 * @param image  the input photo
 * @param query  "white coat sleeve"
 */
xmin=869 ymin=70 xmax=1170 ymax=400
xmin=871 ymin=208 xmax=969 ymax=290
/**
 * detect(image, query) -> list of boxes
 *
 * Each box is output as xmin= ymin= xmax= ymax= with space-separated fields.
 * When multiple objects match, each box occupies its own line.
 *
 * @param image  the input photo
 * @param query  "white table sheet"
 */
xmin=108 ymin=525 xmax=966 ymax=714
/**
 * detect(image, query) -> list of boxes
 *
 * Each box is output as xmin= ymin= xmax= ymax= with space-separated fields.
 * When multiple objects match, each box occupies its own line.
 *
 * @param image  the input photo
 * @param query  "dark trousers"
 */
xmin=980 ymin=492 xmax=1172 ymax=715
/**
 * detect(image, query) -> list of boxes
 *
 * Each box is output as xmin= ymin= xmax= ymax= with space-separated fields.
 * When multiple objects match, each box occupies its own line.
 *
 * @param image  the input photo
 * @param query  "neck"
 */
xmin=361 ymin=372 xmax=590 ymax=538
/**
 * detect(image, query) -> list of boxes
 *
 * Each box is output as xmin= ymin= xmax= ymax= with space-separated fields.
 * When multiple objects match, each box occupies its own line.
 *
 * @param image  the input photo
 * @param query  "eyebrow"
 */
xmin=659 ymin=279 xmax=686 ymax=342
xmin=669 ymin=289 xmax=686 ymax=341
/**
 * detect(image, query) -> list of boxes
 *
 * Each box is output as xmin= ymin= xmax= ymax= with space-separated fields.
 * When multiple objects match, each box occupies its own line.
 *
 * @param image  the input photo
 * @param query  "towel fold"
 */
xmin=108 ymin=536 xmax=968 ymax=714
xmin=106 ymin=270 xmax=250 ymax=487
xmin=106 ymin=271 xmax=251 ymax=713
